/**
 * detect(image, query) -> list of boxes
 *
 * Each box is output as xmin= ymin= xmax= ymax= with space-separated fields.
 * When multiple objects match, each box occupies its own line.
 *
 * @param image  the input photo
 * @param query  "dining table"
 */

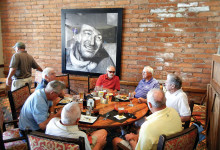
xmin=54 ymin=95 xmax=149 ymax=129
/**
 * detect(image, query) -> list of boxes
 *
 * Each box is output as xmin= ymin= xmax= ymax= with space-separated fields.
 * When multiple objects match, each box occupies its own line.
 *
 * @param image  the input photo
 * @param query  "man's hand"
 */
xmin=6 ymin=78 xmax=12 ymax=86
xmin=138 ymin=97 xmax=147 ymax=103
xmin=6 ymin=68 xmax=16 ymax=86
xmin=125 ymin=133 xmax=138 ymax=142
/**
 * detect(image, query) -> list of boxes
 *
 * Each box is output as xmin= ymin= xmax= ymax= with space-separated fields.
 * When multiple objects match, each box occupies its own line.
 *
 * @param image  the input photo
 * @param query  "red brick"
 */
xmin=138 ymin=52 xmax=155 ymax=56
xmin=205 ymin=49 xmax=218 ymax=54
xmin=137 ymin=42 xmax=155 ymax=47
xmin=129 ymin=37 xmax=146 ymax=42
xmin=124 ymin=14 xmax=140 ymax=19
xmin=201 ymin=1 xmax=220 ymax=6
xmin=193 ymin=73 xmax=210 ymax=78
xmin=194 ymin=64 xmax=211 ymax=69
xmin=132 ymin=9 xmax=149 ymax=14
xmin=203 ymin=69 xmax=211 ymax=74
xmin=130 ymin=18 xmax=147 ymax=23
xmin=198 ymin=12 xmax=219 ymax=17
xmin=139 ymin=33 xmax=156 ymax=37
xmin=207 ymin=28 xmax=220 ymax=32
xmin=211 ymin=6 xmax=220 ymax=11
xmin=183 ymin=68 xmax=203 ymax=73
xmin=208 ymin=17 xmax=220 ymax=22
xmin=194 ymin=44 xmax=215 ymax=48
xmin=100 ymin=1 xmax=114 ymax=5
xmin=148 ymin=48 xmax=165 ymax=52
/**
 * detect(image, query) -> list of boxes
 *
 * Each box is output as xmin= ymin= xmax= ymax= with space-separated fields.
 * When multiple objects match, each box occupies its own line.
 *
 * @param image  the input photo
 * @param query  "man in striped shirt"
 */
xmin=134 ymin=66 xmax=160 ymax=103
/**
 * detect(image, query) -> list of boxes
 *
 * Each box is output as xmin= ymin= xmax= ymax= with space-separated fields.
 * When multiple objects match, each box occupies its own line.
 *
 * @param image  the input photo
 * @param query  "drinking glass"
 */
xmin=118 ymin=107 xmax=124 ymax=118
xmin=128 ymin=92 xmax=134 ymax=107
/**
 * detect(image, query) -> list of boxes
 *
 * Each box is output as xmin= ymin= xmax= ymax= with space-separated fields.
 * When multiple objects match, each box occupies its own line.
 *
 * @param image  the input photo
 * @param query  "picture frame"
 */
xmin=61 ymin=8 xmax=123 ymax=78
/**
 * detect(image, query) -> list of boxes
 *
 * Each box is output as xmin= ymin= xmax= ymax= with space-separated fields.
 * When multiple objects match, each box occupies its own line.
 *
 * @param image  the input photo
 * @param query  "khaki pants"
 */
xmin=11 ymin=77 xmax=32 ymax=91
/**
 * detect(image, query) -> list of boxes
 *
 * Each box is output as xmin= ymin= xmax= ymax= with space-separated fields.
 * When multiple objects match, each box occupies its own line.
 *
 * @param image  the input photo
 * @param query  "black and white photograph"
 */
xmin=61 ymin=8 xmax=123 ymax=77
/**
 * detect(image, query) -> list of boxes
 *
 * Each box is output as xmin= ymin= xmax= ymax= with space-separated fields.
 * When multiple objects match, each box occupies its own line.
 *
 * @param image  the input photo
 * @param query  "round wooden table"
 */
xmin=78 ymin=98 xmax=148 ymax=128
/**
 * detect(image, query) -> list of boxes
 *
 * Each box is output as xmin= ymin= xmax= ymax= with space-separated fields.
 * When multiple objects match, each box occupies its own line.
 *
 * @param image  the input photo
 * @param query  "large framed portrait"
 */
xmin=61 ymin=8 xmax=123 ymax=77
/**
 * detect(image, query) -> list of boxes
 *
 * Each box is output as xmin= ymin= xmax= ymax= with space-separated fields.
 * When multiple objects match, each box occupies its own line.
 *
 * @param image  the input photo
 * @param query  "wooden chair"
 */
xmin=183 ymin=100 xmax=194 ymax=129
xmin=27 ymin=131 xmax=85 ymax=150
xmin=0 ymin=108 xmax=28 ymax=150
xmin=88 ymin=75 xmax=98 ymax=93
xmin=56 ymin=74 xmax=78 ymax=94
xmin=8 ymin=83 xmax=30 ymax=124
xmin=34 ymin=71 xmax=42 ymax=88
xmin=157 ymin=124 xmax=199 ymax=150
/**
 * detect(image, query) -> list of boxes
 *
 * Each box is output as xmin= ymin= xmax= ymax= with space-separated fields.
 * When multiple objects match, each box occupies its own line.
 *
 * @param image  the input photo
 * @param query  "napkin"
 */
xmin=114 ymin=115 xmax=126 ymax=120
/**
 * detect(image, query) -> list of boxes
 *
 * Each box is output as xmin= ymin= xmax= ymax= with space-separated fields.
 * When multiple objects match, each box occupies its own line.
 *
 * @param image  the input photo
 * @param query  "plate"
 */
xmin=58 ymin=97 xmax=72 ymax=105
xmin=79 ymin=114 xmax=99 ymax=124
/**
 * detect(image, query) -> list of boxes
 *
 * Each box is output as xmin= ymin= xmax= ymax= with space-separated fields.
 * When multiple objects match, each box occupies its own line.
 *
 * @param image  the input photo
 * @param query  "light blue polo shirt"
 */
xmin=19 ymin=88 xmax=50 ymax=130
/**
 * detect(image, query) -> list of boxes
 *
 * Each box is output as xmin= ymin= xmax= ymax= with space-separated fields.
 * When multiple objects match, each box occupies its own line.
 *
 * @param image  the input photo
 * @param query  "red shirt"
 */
xmin=96 ymin=74 xmax=120 ymax=91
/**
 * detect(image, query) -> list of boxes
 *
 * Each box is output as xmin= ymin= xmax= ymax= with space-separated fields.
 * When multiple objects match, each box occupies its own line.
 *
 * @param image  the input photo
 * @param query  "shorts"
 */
xmin=11 ymin=77 xmax=32 ymax=91
xmin=88 ymin=135 xmax=97 ymax=149
xmin=119 ymin=140 xmax=132 ymax=150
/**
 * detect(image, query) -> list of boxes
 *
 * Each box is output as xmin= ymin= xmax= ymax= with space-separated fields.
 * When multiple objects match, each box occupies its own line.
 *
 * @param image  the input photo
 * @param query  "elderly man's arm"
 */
xmin=181 ymin=116 xmax=191 ymax=122
xmin=36 ymin=66 xmax=43 ymax=72
xmin=38 ymin=109 xmax=62 ymax=130
xmin=138 ymin=97 xmax=147 ymax=103
xmin=6 ymin=68 xmax=16 ymax=86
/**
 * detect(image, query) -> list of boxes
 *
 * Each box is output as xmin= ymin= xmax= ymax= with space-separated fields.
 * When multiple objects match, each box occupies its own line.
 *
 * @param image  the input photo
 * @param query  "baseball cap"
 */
xmin=13 ymin=42 xmax=26 ymax=49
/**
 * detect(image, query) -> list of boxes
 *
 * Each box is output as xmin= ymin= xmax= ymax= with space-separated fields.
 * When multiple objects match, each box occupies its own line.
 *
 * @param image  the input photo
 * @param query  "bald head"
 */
xmin=107 ymin=65 xmax=116 ymax=79
xmin=147 ymin=89 xmax=166 ymax=109
xmin=61 ymin=102 xmax=81 ymax=125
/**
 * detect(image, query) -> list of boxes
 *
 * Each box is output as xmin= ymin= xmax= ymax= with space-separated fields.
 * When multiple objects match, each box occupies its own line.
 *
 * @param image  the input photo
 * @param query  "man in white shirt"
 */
xmin=46 ymin=102 xmax=107 ymax=150
xmin=165 ymin=73 xmax=191 ymax=122
xmin=112 ymin=89 xmax=183 ymax=150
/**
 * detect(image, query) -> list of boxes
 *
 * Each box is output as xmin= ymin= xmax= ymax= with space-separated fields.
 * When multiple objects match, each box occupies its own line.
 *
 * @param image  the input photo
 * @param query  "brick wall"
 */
xmin=0 ymin=0 xmax=219 ymax=91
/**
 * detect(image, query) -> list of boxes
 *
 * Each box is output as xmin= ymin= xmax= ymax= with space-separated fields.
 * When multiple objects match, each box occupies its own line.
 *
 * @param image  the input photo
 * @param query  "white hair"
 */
xmin=45 ymin=80 xmax=65 ymax=94
xmin=144 ymin=66 xmax=154 ymax=75
xmin=61 ymin=102 xmax=81 ymax=125
xmin=42 ymin=67 xmax=54 ymax=79
xmin=147 ymin=88 xmax=166 ymax=108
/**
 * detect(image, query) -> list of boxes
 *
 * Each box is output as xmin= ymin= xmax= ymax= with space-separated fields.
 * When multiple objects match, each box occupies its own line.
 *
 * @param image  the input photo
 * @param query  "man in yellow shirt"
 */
xmin=112 ymin=89 xmax=182 ymax=150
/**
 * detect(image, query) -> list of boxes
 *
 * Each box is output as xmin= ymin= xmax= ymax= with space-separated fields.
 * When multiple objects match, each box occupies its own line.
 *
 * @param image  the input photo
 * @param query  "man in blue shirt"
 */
xmin=19 ymin=80 xmax=65 ymax=132
xmin=134 ymin=66 xmax=160 ymax=103
xmin=35 ymin=67 xmax=56 ymax=90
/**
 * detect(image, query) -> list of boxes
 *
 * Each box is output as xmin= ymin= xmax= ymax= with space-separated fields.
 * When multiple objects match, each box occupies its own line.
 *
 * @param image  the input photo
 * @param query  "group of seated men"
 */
xmin=18 ymin=65 xmax=191 ymax=150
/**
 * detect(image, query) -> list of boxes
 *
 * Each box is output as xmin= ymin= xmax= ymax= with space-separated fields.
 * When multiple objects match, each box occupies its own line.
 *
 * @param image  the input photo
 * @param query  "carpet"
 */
xmin=0 ymin=96 xmax=12 ymax=121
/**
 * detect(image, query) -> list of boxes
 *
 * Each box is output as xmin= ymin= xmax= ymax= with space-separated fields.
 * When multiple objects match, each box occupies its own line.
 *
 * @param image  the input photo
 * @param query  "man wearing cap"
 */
xmin=6 ymin=42 xmax=42 ymax=91
xmin=66 ymin=24 xmax=115 ymax=73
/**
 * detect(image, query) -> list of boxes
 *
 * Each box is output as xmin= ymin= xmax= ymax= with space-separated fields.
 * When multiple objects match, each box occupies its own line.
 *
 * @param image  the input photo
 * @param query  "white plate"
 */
xmin=79 ymin=114 xmax=98 ymax=124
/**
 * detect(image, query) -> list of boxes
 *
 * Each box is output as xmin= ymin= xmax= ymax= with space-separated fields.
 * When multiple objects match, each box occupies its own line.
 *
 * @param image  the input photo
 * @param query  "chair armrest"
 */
xmin=70 ymin=89 xmax=78 ymax=95
xmin=3 ymin=136 xmax=26 ymax=143
xmin=3 ymin=120 xmax=19 ymax=131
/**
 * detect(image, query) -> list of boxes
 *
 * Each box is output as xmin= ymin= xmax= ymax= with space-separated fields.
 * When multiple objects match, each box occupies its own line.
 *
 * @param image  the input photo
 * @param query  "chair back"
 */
xmin=0 ymin=108 xmax=28 ymax=150
xmin=157 ymin=124 xmax=199 ymax=150
xmin=0 ymin=108 xmax=4 ymax=150
xmin=0 ymin=108 xmax=4 ymax=131
xmin=27 ymin=131 xmax=85 ymax=150
xmin=183 ymin=100 xmax=194 ymax=129
xmin=56 ymin=74 xmax=70 ymax=93
xmin=8 ymin=83 xmax=30 ymax=121
xmin=88 ymin=75 xmax=98 ymax=93
xmin=34 ymin=71 xmax=42 ymax=88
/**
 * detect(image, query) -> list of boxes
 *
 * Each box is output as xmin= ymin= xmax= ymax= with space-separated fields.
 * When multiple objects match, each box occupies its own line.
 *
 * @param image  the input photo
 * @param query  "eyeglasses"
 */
xmin=108 ymin=71 xmax=115 ymax=73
